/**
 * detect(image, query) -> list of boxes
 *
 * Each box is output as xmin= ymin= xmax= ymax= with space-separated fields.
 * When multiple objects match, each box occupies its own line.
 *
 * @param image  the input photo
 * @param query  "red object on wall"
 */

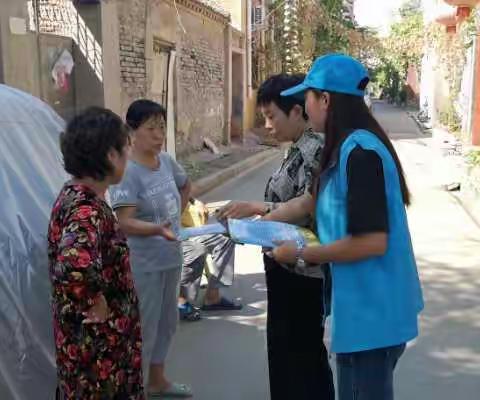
xmin=436 ymin=9 xmax=458 ymax=34
xmin=447 ymin=25 xmax=457 ymax=34
xmin=443 ymin=0 xmax=480 ymax=7
xmin=443 ymin=0 xmax=479 ymax=21
xmin=456 ymin=6 xmax=472 ymax=19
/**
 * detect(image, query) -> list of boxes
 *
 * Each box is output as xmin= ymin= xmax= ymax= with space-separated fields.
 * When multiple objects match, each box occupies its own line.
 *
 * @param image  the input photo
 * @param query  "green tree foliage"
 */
xmin=253 ymin=0 xmax=381 ymax=84
xmin=388 ymin=8 xmax=424 ymax=72
xmin=373 ymin=0 xmax=424 ymax=102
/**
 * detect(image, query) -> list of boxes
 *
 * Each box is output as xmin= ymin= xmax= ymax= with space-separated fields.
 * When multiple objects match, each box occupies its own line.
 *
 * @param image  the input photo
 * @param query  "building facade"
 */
xmin=99 ymin=0 xmax=253 ymax=155
xmin=0 ymin=0 xmax=253 ymax=156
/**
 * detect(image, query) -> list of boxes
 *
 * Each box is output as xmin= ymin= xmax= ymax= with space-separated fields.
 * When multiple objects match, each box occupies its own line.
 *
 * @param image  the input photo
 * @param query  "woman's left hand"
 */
xmin=270 ymin=241 xmax=298 ymax=264
xmin=157 ymin=222 xmax=177 ymax=241
xmin=82 ymin=294 xmax=109 ymax=324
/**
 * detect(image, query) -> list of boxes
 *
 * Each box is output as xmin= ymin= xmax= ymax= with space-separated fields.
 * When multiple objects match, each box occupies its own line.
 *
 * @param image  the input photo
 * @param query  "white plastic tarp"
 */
xmin=0 ymin=84 xmax=67 ymax=399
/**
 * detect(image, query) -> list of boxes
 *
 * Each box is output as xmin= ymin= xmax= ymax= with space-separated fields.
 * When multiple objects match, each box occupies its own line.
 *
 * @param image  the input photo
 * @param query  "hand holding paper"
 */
xmin=227 ymin=219 xmax=319 ymax=248
xmin=180 ymin=218 xmax=319 ymax=249
xmin=269 ymin=242 xmax=299 ymax=264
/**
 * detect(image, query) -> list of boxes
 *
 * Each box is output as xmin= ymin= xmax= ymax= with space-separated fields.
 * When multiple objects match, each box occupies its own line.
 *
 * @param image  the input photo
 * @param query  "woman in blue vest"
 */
xmin=266 ymin=54 xmax=424 ymax=400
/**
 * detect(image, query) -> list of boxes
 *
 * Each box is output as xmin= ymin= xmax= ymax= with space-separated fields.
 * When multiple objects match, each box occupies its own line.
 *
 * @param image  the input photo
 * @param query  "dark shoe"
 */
xmin=201 ymin=297 xmax=243 ymax=311
xmin=178 ymin=303 xmax=201 ymax=322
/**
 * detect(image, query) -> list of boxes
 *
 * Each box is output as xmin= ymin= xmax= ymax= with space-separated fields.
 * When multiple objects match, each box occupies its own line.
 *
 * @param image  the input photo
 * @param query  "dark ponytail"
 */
xmin=314 ymin=91 xmax=411 ymax=206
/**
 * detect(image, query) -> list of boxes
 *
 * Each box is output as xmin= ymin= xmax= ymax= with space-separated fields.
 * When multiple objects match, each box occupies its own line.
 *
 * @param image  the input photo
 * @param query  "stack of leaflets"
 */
xmin=179 ymin=222 xmax=227 ymax=240
xmin=179 ymin=219 xmax=319 ymax=248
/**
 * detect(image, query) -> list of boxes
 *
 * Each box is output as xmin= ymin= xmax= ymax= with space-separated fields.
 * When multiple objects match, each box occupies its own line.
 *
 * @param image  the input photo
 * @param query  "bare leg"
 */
xmin=204 ymin=286 xmax=222 ymax=305
xmin=149 ymin=363 xmax=170 ymax=392
xmin=178 ymin=288 xmax=189 ymax=306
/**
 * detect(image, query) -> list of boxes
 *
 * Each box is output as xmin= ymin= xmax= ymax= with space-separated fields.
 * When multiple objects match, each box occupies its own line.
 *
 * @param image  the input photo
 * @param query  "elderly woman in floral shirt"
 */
xmin=48 ymin=108 xmax=172 ymax=399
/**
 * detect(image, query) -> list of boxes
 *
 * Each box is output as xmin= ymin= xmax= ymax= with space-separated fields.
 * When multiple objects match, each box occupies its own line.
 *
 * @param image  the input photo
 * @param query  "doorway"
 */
xmin=231 ymin=51 xmax=244 ymax=141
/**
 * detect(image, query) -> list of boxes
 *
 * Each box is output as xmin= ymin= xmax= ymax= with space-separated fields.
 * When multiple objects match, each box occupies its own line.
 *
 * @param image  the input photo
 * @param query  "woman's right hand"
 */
xmin=82 ymin=294 xmax=109 ymax=324
xmin=216 ymin=201 xmax=265 ymax=220
xmin=116 ymin=207 xmax=178 ymax=239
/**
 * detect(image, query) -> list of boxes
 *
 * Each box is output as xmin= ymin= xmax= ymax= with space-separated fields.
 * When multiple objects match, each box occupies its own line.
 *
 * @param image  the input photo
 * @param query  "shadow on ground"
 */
xmin=397 ymin=235 xmax=480 ymax=400
xmin=167 ymin=272 xmax=270 ymax=400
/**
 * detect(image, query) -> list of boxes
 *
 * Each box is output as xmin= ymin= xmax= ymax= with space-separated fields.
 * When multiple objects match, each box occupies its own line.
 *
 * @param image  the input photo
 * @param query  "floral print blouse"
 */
xmin=48 ymin=184 xmax=144 ymax=399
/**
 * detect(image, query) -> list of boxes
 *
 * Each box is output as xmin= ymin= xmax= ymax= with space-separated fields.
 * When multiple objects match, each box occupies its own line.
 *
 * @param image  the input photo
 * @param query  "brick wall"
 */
xmin=32 ymin=0 xmax=74 ymax=35
xmin=117 ymin=0 xmax=147 ymax=102
xmin=116 ymin=0 xmax=228 ymax=153
xmin=175 ymin=12 xmax=226 ymax=154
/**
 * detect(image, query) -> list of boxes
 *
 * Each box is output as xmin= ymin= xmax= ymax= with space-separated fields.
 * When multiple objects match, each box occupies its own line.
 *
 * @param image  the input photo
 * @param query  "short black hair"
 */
xmin=257 ymin=74 xmax=308 ymax=120
xmin=60 ymin=107 xmax=130 ymax=180
xmin=126 ymin=99 xmax=167 ymax=130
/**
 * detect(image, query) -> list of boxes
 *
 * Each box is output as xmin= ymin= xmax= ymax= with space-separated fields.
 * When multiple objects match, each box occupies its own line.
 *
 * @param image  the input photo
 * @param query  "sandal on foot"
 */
xmin=150 ymin=382 xmax=193 ymax=398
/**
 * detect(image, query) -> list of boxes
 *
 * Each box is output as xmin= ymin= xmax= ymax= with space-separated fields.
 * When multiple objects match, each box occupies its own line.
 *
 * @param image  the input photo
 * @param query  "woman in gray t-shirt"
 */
xmin=110 ymin=100 xmax=192 ymax=398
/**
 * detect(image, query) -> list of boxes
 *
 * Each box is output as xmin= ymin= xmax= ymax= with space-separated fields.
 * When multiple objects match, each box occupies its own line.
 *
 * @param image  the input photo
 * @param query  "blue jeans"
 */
xmin=336 ymin=344 xmax=406 ymax=400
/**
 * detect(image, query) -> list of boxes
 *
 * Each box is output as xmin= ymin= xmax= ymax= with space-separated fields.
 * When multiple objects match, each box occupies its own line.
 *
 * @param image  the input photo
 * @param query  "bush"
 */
xmin=466 ymin=150 xmax=480 ymax=167
xmin=439 ymin=101 xmax=462 ymax=136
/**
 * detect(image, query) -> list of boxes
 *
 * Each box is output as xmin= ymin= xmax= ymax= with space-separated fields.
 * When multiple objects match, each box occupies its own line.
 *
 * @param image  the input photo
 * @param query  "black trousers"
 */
xmin=264 ymin=255 xmax=335 ymax=400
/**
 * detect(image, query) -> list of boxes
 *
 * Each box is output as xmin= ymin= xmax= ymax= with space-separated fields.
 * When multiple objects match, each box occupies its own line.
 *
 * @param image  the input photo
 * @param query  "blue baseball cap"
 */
xmin=281 ymin=54 xmax=369 ymax=98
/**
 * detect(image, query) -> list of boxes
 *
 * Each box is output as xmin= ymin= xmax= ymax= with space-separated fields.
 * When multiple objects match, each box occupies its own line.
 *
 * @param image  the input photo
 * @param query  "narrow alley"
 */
xmin=2 ymin=1 xmax=480 ymax=400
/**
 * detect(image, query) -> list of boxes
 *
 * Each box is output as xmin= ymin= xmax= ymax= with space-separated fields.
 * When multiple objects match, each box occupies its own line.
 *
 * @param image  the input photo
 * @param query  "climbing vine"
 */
xmin=424 ymin=13 xmax=477 ymax=135
xmin=466 ymin=149 xmax=480 ymax=167
xmin=252 ymin=0 xmax=381 ymax=86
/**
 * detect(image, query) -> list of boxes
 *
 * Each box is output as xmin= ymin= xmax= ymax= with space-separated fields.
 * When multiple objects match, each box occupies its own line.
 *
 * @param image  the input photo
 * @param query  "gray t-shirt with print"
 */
xmin=110 ymin=152 xmax=188 ymax=272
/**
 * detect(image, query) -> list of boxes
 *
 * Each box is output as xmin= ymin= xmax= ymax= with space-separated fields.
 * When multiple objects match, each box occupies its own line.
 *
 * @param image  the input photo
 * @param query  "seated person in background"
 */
xmin=179 ymin=198 xmax=242 ymax=321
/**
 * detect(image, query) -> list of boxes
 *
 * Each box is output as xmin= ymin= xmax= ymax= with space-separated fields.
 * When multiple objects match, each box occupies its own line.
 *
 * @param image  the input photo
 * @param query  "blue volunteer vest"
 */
xmin=316 ymin=130 xmax=424 ymax=353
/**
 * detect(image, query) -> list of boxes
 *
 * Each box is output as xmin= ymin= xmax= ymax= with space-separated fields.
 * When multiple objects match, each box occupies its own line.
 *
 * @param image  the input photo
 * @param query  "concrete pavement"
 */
xmin=375 ymin=102 xmax=480 ymax=400
xmin=165 ymin=102 xmax=480 ymax=400
xmin=191 ymin=148 xmax=282 ymax=198
xmin=166 ymin=155 xmax=282 ymax=400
